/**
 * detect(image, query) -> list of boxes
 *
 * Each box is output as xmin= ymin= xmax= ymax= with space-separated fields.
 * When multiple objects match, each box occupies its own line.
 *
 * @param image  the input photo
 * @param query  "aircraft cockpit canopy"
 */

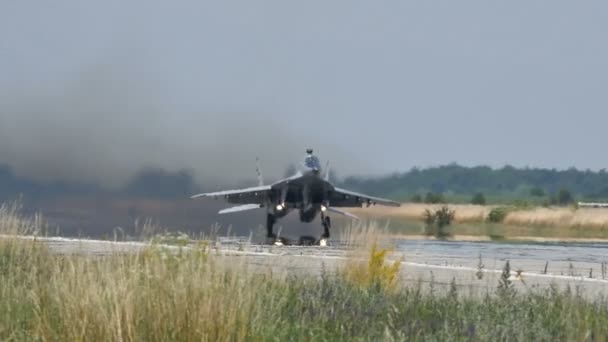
xmin=304 ymin=154 xmax=321 ymax=171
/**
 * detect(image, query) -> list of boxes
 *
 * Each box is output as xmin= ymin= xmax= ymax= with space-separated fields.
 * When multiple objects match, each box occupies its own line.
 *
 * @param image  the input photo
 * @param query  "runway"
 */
xmin=8 ymin=234 xmax=608 ymax=298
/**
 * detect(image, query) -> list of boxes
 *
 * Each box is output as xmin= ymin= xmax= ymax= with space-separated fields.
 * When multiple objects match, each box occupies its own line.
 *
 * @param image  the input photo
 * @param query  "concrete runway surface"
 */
xmin=8 ymin=235 xmax=608 ymax=298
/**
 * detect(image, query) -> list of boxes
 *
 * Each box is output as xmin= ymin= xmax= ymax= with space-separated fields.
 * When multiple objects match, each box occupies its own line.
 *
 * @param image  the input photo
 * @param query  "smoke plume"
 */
xmin=0 ymin=62 xmax=361 ymax=189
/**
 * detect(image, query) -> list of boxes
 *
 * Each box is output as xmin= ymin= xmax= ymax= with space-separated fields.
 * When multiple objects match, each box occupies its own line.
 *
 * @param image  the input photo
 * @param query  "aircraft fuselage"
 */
xmin=270 ymin=169 xmax=333 ymax=223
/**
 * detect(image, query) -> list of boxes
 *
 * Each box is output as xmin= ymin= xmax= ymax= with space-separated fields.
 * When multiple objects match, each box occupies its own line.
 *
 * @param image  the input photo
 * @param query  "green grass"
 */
xmin=1 ymin=203 xmax=608 ymax=340
xmin=1 ymin=237 xmax=608 ymax=341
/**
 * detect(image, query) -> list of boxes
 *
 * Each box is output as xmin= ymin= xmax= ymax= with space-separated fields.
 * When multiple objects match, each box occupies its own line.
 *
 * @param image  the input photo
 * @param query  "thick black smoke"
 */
xmin=0 ymin=62 xmax=362 ymax=189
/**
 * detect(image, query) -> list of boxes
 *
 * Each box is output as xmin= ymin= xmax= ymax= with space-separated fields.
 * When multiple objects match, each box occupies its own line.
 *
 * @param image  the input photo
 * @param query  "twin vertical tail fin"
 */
xmin=256 ymin=157 xmax=264 ymax=186
xmin=324 ymin=160 xmax=331 ymax=181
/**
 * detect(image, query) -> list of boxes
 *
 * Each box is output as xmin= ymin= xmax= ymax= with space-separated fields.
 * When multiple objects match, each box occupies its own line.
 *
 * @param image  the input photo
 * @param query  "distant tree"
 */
xmin=587 ymin=186 xmax=608 ymax=200
xmin=471 ymin=193 xmax=486 ymax=205
xmin=548 ymin=195 xmax=558 ymax=206
xmin=410 ymin=194 xmax=423 ymax=203
xmin=557 ymin=188 xmax=574 ymax=205
xmin=337 ymin=164 xmax=608 ymax=204
xmin=530 ymin=187 xmax=545 ymax=197
xmin=424 ymin=192 xmax=445 ymax=204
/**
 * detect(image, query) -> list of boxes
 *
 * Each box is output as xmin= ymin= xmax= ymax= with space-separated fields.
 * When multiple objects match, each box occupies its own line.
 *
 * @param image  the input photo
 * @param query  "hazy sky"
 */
xmin=1 ymin=1 xmax=607 ymax=187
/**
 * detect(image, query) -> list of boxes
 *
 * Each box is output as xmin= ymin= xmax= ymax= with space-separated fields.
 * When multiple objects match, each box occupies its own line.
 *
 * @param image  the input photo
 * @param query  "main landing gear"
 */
xmin=265 ymin=211 xmax=331 ymax=246
xmin=318 ymin=212 xmax=331 ymax=246
xmin=320 ymin=213 xmax=331 ymax=239
xmin=265 ymin=213 xmax=282 ymax=245
xmin=266 ymin=213 xmax=276 ymax=239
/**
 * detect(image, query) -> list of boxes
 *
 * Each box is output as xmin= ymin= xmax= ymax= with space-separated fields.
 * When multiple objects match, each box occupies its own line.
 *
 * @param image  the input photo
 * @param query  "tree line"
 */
xmin=2 ymin=162 xmax=608 ymax=204
xmin=340 ymin=164 xmax=608 ymax=204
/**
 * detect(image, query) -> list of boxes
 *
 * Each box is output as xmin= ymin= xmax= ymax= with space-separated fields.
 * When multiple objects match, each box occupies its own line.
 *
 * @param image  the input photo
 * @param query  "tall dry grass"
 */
xmin=0 ymin=201 xmax=45 ymax=236
xmin=0 ymin=220 xmax=263 ymax=340
xmin=336 ymin=221 xmax=402 ymax=290
xmin=0 ymin=204 xmax=398 ymax=340
xmin=503 ymin=207 xmax=608 ymax=229
xmin=359 ymin=203 xmax=608 ymax=231
xmin=352 ymin=203 xmax=492 ymax=224
xmin=337 ymin=220 xmax=391 ymax=248
xmin=2 ymin=203 xmax=608 ymax=340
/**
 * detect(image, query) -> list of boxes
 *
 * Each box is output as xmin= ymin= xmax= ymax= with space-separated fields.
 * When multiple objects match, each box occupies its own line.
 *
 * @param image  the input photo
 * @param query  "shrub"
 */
xmin=423 ymin=209 xmax=436 ymax=227
xmin=547 ymin=188 xmax=575 ymax=206
xmin=435 ymin=206 xmax=455 ymax=227
xmin=558 ymin=188 xmax=574 ymax=205
xmin=497 ymin=260 xmax=515 ymax=298
xmin=342 ymin=241 xmax=401 ymax=291
xmin=471 ymin=192 xmax=486 ymax=205
xmin=487 ymin=206 xmax=511 ymax=223
xmin=423 ymin=206 xmax=454 ymax=238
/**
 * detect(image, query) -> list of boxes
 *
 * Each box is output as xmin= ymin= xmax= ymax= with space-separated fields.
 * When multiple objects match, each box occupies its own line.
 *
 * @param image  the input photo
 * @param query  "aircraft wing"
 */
xmin=326 ymin=206 xmax=360 ymax=220
xmin=218 ymin=204 xmax=263 ymax=214
xmin=330 ymin=187 xmax=401 ymax=208
xmin=190 ymin=185 xmax=271 ymax=205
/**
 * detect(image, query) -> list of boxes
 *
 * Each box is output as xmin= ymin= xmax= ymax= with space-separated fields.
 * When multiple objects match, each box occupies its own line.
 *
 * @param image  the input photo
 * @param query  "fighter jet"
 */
xmin=191 ymin=149 xmax=400 ymax=243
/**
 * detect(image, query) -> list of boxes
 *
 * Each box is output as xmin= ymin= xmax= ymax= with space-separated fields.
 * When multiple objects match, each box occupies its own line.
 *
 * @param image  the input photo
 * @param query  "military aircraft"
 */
xmin=191 ymin=149 xmax=400 ymax=243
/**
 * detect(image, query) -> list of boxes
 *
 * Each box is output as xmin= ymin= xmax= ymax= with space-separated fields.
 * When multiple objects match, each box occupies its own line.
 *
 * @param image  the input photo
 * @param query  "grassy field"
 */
xmin=26 ymin=195 xmax=608 ymax=240
xmin=353 ymin=204 xmax=608 ymax=240
xmin=1 ymin=203 xmax=608 ymax=340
